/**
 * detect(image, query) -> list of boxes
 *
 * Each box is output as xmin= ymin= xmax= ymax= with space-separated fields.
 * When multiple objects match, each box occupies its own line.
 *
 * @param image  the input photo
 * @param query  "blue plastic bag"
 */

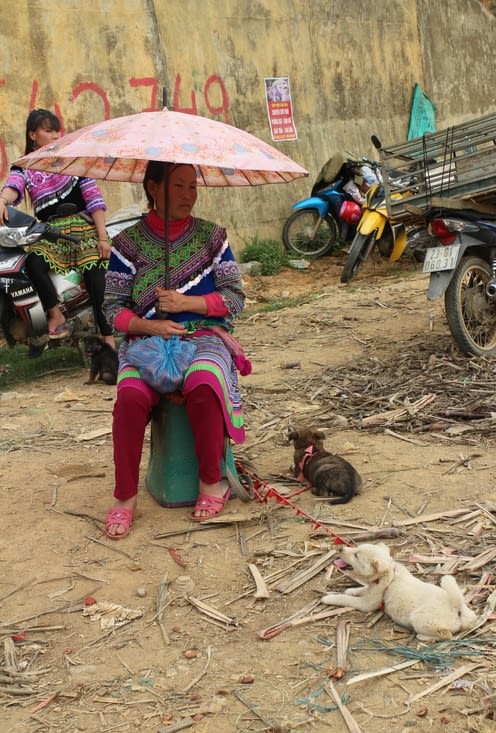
xmin=127 ymin=335 xmax=197 ymax=393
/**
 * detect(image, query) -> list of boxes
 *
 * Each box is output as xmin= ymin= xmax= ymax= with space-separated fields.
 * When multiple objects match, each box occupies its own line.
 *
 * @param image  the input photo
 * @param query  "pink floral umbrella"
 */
xmin=13 ymin=109 xmax=308 ymax=289
xmin=13 ymin=109 xmax=308 ymax=185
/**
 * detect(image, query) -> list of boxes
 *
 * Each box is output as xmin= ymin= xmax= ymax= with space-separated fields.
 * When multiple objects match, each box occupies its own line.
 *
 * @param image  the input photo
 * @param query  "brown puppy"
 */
xmin=288 ymin=427 xmax=361 ymax=505
xmin=83 ymin=336 xmax=118 ymax=385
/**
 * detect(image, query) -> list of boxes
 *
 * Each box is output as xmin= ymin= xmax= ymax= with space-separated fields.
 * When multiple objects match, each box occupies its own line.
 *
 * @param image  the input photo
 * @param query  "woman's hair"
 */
xmin=142 ymin=161 xmax=196 ymax=208
xmin=24 ymin=109 xmax=61 ymax=155
xmin=143 ymin=161 xmax=167 ymax=208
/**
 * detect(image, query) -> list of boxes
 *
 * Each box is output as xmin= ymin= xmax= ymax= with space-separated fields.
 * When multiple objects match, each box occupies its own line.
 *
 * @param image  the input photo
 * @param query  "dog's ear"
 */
xmin=288 ymin=430 xmax=299 ymax=442
xmin=370 ymin=557 xmax=389 ymax=577
xmin=369 ymin=544 xmax=392 ymax=576
xmin=377 ymin=542 xmax=391 ymax=556
xmin=313 ymin=429 xmax=326 ymax=441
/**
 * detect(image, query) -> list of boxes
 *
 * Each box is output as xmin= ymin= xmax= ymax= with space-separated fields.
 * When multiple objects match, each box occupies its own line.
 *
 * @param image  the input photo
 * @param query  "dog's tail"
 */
xmin=329 ymin=475 xmax=362 ymax=505
xmin=329 ymin=491 xmax=354 ymax=505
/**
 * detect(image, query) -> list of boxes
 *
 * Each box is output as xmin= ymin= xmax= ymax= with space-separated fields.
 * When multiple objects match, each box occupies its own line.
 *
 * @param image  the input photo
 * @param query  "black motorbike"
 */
xmin=423 ymin=207 xmax=496 ymax=356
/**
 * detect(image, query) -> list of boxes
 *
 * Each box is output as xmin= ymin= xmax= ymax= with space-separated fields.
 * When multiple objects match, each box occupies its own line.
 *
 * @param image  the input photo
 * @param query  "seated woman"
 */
xmin=103 ymin=161 xmax=249 ymax=538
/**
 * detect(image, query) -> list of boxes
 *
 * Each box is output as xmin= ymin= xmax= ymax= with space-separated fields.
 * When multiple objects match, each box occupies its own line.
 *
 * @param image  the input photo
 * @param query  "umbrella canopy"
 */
xmin=13 ymin=109 xmax=308 ymax=186
xmin=13 ymin=109 xmax=308 ymax=293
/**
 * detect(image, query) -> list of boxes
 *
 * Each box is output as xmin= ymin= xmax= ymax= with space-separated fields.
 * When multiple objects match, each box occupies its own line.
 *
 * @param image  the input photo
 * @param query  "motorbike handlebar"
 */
xmin=5 ymin=207 xmax=81 ymax=244
xmin=43 ymin=225 xmax=81 ymax=245
xmin=27 ymin=221 xmax=82 ymax=245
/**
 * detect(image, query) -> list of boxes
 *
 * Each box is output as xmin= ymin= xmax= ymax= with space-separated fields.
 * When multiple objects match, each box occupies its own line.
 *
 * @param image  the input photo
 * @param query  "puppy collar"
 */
xmin=296 ymin=445 xmax=315 ymax=482
xmin=377 ymin=562 xmax=397 ymax=611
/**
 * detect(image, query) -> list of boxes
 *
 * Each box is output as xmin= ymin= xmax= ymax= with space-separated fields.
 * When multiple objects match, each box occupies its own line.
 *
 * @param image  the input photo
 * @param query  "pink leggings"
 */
xmin=112 ymin=380 xmax=225 ymax=501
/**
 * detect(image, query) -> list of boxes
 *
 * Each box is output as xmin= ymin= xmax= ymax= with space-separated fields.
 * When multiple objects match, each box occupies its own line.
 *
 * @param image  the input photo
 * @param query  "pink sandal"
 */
xmin=105 ymin=507 xmax=134 ymax=539
xmin=48 ymin=323 xmax=71 ymax=340
xmin=189 ymin=488 xmax=232 ymax=522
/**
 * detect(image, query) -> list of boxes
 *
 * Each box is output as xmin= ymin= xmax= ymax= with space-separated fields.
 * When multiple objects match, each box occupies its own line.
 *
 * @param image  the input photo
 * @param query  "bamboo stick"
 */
xmin=405 ymin=663 xmax=481 ymax=705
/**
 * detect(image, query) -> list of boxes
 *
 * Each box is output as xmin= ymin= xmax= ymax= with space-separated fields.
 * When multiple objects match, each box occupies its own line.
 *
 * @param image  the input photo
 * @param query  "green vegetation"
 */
xmin=239 ymin=235 xmax=290 ymax=276
xmin=0 ymin=343 xmax=83 ymax=390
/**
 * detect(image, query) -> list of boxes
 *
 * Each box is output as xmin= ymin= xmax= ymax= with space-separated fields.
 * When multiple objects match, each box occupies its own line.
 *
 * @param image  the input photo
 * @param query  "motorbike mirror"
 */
xmin=5 ymin=206 xmax=36 ymax=228
xmin=371 ymin=135 xmax=382 ymax=151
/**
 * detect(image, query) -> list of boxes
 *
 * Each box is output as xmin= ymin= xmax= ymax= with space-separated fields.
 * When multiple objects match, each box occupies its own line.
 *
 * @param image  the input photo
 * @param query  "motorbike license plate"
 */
xmin=422 ymin=245 xmax=460 ymax=273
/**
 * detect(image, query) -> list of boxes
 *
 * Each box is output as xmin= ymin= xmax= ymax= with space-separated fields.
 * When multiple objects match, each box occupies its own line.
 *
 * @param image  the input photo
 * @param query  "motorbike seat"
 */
xmin=457 ymin=209 xmax=496 ymax=222
xmin=315 ymin=190 xmax=337 ymax=201
xmin=429 ymin=206 xmax=496 ymax=222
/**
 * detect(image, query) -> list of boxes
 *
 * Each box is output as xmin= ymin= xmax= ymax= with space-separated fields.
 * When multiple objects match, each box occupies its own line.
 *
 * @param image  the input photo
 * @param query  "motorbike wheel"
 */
xmin=444 ymin=255 xmax=496 ymax=356
xmin=282 ymin=210 xmax=339 ymax=259
xmin=340 ymin=233 xmax=374 ymax=283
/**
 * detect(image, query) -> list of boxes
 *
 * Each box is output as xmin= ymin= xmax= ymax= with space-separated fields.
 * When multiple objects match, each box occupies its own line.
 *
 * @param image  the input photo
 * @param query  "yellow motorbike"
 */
xmin=340 ymin=136 xmax=413 ymax=284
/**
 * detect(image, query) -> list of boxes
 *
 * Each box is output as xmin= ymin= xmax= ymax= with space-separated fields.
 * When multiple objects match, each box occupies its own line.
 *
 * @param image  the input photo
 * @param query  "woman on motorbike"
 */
xmin=0 ymin=109 xmax=115 ymax=345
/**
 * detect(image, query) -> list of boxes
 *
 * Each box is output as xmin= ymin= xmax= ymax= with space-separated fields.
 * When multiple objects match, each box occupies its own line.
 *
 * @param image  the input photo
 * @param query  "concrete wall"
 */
xmin=0 ymin=0 xmax=494 ymax=253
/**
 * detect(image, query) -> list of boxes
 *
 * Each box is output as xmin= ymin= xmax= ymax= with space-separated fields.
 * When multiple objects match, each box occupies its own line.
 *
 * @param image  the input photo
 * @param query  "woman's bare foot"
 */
xmin=46 ymin=305 xmax=66 ymax=333
xmin=105 ymin=496 xmax=137 ymax=538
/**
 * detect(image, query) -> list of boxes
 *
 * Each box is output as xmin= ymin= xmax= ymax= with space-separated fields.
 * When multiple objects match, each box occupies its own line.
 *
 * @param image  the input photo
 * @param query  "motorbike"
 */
xmin=340 ymin=136 xmax=413 ymax=283
xmin=0 ymin=205 xmax=141 ymax=357
xmin=282 ymin=153 xmax=364 ymax=259
xmin=422 ymin=207 xmax=496 ymax=356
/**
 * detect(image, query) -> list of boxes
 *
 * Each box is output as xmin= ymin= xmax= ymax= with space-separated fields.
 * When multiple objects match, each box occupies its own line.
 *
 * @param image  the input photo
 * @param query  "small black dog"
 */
xmin=83 ymin=336 xmax=118 ymax=385
xmin=288 ymin=427 xmax=361 ymax=505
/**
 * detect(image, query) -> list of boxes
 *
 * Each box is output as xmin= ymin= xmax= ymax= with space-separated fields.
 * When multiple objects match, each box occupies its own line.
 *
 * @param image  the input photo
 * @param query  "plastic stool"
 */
xmin=145 ymin=395 xmax=239 ymax=508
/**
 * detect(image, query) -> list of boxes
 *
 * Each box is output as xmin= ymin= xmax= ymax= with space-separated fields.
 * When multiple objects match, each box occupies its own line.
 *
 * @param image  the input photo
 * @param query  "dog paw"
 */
xmin=416 ymin=630 xmax=452 ymax=642
xmin=321 ymin=593 xmax=339 ymax=606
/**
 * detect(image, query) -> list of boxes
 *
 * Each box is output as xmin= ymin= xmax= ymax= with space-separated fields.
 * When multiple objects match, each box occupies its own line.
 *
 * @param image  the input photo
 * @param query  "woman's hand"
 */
xmin=97 ymin=239 xmax=111 ymax=259
xmin=0 ymin=194 xmax=12 ymax=224
xmin=0 ymin=200 xmax=8 ymax=224
xmin=153 ymin=320 xmax=188 ymax=338
xmin=155 ymin=287 xmax=208 ymax=316
xmin=156 ymin=287 xmax=187 ymax=313
xmin=128 ymin=314 xmax=187 ymax=338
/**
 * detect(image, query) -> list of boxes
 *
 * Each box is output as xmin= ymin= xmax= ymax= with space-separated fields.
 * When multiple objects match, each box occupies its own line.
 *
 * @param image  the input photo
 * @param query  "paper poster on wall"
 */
xmin=264 ymin=77 xmax=297 ymax=142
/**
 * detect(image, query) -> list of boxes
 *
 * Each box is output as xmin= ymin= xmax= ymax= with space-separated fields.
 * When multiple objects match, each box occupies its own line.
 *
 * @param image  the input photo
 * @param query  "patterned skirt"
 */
xmin=117 ymin=333 xmax=245 ymax=444
xmin=27 ymin=213 xmax=107 ymax=274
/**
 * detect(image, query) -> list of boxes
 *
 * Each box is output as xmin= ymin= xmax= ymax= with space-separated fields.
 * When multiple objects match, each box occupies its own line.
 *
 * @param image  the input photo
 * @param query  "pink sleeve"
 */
xmin=114 ymin=308 xmax=136 ymax=332
xmin=204 ymin=292 xmax=229 ymax=317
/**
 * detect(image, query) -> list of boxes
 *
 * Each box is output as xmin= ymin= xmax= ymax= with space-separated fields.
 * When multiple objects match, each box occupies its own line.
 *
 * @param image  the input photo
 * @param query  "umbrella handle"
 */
xmin=156 ymin=301 xmax=167 ymax=320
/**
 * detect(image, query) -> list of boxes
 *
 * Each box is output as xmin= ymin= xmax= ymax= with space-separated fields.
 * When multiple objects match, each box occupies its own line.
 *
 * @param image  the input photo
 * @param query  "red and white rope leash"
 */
xmin=235 ymin=462 xmax=352 ymax=546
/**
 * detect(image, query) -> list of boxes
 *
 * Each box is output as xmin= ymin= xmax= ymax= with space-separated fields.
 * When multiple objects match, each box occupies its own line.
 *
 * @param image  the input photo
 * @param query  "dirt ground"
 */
xmin=1 ymin=250 xmax=496 ymax=733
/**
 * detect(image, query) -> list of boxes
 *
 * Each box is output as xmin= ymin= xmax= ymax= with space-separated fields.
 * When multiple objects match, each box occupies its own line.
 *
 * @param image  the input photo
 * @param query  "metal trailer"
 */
xmin=379 ymin=110 xmax=496 ymax=225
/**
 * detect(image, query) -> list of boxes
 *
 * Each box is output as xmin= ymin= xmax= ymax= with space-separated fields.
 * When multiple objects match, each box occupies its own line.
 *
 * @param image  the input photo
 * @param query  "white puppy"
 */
xmin=321 ymin=542 xmax=477 ymax=641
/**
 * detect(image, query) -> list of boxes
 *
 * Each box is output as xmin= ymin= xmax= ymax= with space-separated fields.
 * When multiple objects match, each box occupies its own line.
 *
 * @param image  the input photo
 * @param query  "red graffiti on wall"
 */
xmin=172 ymin=74 xmax=229 ymax=122
xmin=129 ymin=77 xmax=160 ymax=112
xmin=0 ymin=74 xmax=230 ymax=179
xmin=72 ymin=82 xmax=111 ymax=120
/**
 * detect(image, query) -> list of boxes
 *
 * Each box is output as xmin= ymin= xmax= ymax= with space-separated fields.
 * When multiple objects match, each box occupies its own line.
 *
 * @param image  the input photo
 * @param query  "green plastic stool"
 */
xmin=145 ymin=396 xmax=240 ymax=508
